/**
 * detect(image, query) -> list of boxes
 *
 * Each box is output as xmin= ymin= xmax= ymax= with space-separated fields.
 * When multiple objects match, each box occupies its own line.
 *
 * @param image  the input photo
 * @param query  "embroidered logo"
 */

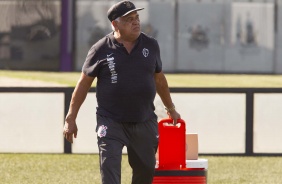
xmin=107 ymin=54 xmax=118 ymax=83
xmin=142 ymin=48 xmax=149 ymax=57
xmin=124 ymin=1 xmax=132 ymax=8
xmin=97 ymin=125 xmax=108 ymax=138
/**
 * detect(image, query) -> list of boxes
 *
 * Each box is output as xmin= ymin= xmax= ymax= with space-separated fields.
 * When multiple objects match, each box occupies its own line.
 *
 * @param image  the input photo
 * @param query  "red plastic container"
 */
xmin=158 ymin=118 xmax=186 ymax=170
xmin=154 ymin=118 xmax=207 ymax=184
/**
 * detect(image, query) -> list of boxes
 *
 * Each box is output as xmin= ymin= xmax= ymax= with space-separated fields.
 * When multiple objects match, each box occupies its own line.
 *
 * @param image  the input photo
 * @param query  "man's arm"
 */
xmin=154 ymin=71 xmax=181 ymax=124
xmin=63 ymin=72 xmax=95 ymax=143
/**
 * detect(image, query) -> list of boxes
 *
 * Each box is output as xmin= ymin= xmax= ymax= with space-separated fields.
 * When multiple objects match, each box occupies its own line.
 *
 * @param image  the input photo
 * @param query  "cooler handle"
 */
xmin=158 ymin=118 xmax=186 ymax=128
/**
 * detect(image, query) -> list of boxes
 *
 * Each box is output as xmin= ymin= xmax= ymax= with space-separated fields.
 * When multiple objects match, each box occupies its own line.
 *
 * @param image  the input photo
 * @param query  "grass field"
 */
xmin=2 ymin=70 xmax=282 ymax=87
xmin=1 ymin=70 xmax=282 ymax=184
xmin=1 ymin=154 xmax=282 ymax=184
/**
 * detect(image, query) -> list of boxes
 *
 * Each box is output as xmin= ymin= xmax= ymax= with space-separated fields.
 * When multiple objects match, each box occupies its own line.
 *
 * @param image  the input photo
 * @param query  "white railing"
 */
xmin=1 ymin=87 xmax=282 ymax=156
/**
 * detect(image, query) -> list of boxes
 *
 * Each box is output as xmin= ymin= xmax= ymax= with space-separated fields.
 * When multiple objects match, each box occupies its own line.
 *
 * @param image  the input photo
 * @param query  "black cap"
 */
xmin=107 ymin=1 xmax=144 ymax=22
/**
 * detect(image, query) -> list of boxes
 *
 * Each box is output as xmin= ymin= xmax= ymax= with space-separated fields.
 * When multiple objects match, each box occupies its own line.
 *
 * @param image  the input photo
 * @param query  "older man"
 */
xmin=63 ymin=1 xmax=181 ymax=183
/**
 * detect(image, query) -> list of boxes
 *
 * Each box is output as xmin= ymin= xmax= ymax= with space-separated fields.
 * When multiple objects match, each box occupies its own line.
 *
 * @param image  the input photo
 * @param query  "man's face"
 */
xmin=116 ymin=11 xmax=141 ymax=40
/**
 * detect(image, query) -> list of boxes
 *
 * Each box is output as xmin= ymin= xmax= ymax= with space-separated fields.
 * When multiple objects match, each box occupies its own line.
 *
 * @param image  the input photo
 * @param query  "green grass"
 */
xmin=166 ymin=74 xmax=282 ymax=88
xmin=2 ymin=70 xmax=282 ymax=87
xmin=1 ymin=154 xmax=282 ymax=184
xmin=0 ymin=70 xmax=81 ymax=86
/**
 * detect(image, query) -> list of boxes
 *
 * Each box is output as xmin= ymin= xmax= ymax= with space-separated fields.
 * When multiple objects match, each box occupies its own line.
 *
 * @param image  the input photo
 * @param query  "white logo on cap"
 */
xmin=125 ymin=1 xmax=132 ymax=8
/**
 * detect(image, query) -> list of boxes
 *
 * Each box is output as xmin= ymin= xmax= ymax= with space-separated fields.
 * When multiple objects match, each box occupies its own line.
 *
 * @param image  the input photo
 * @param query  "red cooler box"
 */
xmin=153 ymin=118 xmax=208 ymax=184
xmin=154 ymin=160 xmax=208 ymax=184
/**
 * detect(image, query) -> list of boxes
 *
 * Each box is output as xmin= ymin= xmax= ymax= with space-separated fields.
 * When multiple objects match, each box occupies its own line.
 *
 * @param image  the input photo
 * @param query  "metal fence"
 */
xmin=1 ymin=87 xmax=282 ymax=156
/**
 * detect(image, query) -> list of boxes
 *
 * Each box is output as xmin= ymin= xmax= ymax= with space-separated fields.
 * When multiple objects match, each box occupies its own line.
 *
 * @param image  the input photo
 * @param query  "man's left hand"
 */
xmin=168 ymin=110 xmax=181 ymax=125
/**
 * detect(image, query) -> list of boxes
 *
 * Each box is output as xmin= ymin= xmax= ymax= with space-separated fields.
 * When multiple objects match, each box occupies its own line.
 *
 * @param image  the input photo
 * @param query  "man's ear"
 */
xmin=112 ymin=21 xmax=118 ymax=30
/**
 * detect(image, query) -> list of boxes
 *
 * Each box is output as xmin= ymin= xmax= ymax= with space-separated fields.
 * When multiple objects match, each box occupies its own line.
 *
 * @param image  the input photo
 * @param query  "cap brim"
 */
xmin=121 ymin=8 xmax=144 ymax=17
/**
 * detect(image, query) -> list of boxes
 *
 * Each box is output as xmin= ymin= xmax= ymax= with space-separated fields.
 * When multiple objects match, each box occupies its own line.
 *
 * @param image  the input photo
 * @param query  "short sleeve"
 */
xmin=82 ymin=45 xmax=100 ymax=77
xmin=155 ymin=40 xmax=162 ymax=73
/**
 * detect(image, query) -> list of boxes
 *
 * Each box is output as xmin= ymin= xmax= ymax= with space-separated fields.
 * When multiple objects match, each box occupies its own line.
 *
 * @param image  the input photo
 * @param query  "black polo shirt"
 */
xmin=82 ymin=32 xmax=162 ymax=122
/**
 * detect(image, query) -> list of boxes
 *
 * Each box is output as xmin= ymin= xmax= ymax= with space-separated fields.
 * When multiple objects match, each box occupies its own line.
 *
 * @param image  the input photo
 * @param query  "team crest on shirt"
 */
xmin=97 ymin=125 xmax=108 ymax=138
xmin=142 ymin=48 xmax=149 ymax=57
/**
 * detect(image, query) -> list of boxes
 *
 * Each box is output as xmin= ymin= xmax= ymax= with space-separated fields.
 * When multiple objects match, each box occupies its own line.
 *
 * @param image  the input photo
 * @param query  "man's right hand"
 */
xmin=63 ymin=120 xmax=78 ymax=143
xmin=62 ymin=73 xmax=94 ymax=143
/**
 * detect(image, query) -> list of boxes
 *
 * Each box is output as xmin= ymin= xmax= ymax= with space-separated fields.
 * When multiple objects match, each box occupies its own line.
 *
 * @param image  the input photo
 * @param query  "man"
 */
xmin=63 ymin=1 xmax=181 ymax=184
